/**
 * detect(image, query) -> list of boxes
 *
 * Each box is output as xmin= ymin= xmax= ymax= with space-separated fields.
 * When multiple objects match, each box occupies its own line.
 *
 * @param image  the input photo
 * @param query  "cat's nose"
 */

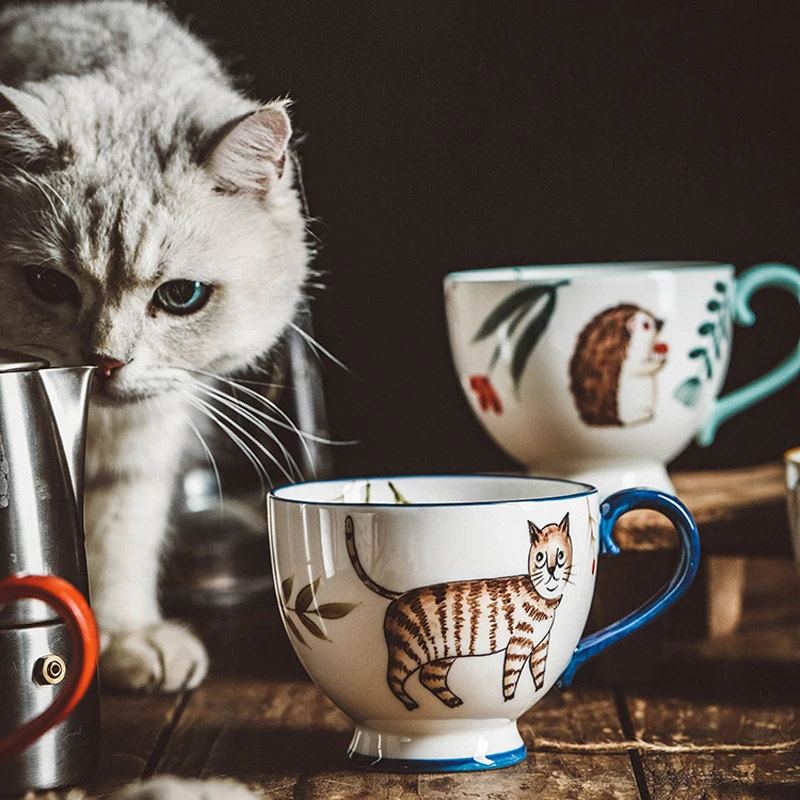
xmin=87 ymin=353 xmax=129 ymax=379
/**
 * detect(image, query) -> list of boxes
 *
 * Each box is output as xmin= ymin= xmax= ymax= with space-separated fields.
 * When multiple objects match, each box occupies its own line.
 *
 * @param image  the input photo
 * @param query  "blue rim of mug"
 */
xmin=348 ymin=744 xmax=527 ymax=773
xmin=268 ymin=473 xmax=596 ymax=508
xmin=445 ymin=261 xmax=735 ymax=283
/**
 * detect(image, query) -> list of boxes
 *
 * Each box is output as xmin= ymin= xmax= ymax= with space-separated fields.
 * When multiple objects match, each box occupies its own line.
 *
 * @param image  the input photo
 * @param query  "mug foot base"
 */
xmin=529 ymin=460 xmax=675 ymax=500
xmin=347 ymin=722 xmax=526 ymax=773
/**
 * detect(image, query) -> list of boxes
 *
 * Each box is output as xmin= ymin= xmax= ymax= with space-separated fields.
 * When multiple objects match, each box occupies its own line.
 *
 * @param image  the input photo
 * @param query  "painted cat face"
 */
xmin=527 ymin=514 xmax=573 ymax=600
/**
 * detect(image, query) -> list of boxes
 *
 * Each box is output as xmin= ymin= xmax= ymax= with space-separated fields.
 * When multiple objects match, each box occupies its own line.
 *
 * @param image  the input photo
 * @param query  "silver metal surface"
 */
xmin=0 ymin=364 xmax=94 ymax=626
xmin=0 ymin=351 xmax=99 ymax=793
xmin=0 ymin=622 xmax=100 ymax=797
xmin=0 ymin=349 xmax=49 ymax=373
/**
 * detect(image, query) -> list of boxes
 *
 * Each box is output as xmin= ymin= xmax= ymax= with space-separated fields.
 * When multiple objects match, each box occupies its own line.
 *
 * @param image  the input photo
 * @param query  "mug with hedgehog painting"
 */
xmin=268 ymin=475 xmax=700 ymax=772
xmin=444 ymin=261 xmax=800 ymax=498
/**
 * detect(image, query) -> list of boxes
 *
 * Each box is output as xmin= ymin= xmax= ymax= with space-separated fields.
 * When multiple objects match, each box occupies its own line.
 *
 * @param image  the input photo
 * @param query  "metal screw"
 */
xmin=33 ymin=654 xmax=67 ymax=686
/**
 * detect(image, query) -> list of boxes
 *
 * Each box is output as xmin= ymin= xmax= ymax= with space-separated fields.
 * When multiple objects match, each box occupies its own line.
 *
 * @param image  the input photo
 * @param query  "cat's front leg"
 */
xmin=85 ymin=407 xmax=208 ymax=693
xmin=528 ymin=632 xmax=550 ymax=691
xmin=501 ymin=635 xmax=532 ymax=700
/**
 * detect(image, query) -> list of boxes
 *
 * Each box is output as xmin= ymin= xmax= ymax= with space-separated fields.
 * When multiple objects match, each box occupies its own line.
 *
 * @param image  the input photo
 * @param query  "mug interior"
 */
xmin=270 ymin=474 xmax=595 ymax=506
xmin=445 ymin=261 xmax=732 ymax=284
xmin=785 ymin=447 xmax=800 ymax=467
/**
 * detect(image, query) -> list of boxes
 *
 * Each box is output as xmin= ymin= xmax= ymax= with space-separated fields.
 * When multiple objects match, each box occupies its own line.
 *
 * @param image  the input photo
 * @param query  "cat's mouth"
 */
xmin=543 ymin=576 xmax=562 ymax=592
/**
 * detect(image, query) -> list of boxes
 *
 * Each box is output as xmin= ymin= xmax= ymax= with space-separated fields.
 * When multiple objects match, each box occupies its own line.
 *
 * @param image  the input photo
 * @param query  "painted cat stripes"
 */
xmin=345 ymin=513 xmax=572 ymax=710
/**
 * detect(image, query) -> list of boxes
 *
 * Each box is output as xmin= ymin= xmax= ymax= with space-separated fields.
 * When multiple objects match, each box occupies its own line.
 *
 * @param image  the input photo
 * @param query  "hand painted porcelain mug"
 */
xmin=444 ymin=261 xmax=800 ymax=497
xmin=268 ymin=475 xmax=700 ymax=772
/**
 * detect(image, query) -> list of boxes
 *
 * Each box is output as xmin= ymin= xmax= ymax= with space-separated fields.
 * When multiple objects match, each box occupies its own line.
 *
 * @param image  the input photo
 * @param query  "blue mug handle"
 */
xmin=557 ymin=488 xmax=700 ymax=689
xmin=698 ymin=262 xmax=800 ymax=446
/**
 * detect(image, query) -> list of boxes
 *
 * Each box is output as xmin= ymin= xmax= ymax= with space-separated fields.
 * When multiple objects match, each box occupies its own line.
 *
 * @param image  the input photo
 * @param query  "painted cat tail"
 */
xmin=344 ymin=515 xmax=402 ymax=600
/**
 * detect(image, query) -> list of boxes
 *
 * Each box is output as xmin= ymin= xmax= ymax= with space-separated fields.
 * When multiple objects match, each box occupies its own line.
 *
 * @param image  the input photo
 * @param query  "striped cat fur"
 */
xmin=345 ymin=513 xmax=573 ymax=711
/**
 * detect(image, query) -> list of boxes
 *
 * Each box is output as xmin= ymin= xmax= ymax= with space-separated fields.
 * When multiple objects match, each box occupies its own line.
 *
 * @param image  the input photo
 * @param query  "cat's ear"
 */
xmin=204 ymin=101 xmax=292 ymax=196
xmin=528 ymin=520 xmax=544 ymax=545
xmin=558 ymin=513 xmax=570 ymax=535
xmin=0 ymin=86 xmax=58 ymax=172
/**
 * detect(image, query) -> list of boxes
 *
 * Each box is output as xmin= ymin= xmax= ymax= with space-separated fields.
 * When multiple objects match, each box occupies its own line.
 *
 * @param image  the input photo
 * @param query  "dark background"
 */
xmin=23 ymin=1 xmax=800 ymax=480
xmin=168 ymin=0 xmax=800 ymax=480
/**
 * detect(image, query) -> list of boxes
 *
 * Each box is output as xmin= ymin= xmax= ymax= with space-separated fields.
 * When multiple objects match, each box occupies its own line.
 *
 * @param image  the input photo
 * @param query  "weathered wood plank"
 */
xmin=81 ymin=691 xmax=187 ymax=798
xmin=626 ymin=690 xmax=800 ymax=799
xmin=151 ymin=606 xmax=640 ymax=799
xmin=155 ymin=680 xmax=639 ymax=799
xmin=623 ymin=559 xmax=800 ymax=799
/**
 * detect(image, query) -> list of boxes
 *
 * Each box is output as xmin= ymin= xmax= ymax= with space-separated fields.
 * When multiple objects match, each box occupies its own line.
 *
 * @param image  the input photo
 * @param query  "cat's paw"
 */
xmin=115 ymin=776 xmax=262 ymax=800
xmin=100 ymin=621 xmax=209 ymax=693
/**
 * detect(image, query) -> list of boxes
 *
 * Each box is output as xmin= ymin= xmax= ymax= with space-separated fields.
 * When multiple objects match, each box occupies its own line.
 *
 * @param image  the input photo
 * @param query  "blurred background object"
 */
xmin=162 ymin=0 xmax=799 ymax=480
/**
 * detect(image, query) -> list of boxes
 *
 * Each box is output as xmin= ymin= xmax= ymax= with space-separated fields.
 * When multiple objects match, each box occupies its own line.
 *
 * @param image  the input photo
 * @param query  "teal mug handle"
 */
xmin=698 ymin=262 xmax=800 ymax=446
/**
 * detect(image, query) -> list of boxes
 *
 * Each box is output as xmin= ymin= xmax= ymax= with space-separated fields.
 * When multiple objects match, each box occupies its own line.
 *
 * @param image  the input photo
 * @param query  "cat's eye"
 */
xmin=535 ymin=552 xmax=546 ymax=565
xmin=152 ymin=280 xmax=213 ymax=316
xmin=25 ymin=265 xmax=80 ymax=306
xmin=556 ymin=550 xmax=566 ymax=566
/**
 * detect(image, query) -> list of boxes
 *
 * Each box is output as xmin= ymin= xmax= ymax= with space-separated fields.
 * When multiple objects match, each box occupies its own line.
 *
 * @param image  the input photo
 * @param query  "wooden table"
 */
xmin=71 ymin=555 xmax=800 ymax=800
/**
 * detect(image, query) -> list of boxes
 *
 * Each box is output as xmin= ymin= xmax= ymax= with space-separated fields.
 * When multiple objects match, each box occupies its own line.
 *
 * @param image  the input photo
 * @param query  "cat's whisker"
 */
xmin=180 ymin=389 xmax=295 ymax=486
xmin=184 ymin=379 xmax=305 ymax=481
xmin=222 ymin=378 xmax=290 ymax=390
xmin=183 ymin=371 xmax=321 ymax=476
xmin=180 ymin=391 xmax=275 ymax=489
xmin=288 ymin=321 xmax=356 ymax=377
xmin=179 ymin=390 xmax=272 ymax=492
xmin=179 ymin=368 xmax=356 ymax=447
xmin=180 ymin=406 xmax=225 ymax=513
xmin=177 ymin=375 xmax=306 ymax=472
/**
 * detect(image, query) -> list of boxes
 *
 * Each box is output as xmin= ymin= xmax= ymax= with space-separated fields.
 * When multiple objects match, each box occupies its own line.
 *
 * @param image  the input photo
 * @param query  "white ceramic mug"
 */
xmin=268 ymin=475 xmax=700 ymax=772
xmin=444 ymin=261 xmax=800 ymax=497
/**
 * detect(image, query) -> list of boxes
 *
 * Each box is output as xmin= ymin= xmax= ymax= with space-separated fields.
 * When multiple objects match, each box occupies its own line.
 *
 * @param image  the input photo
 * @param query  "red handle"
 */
xmin=0 ymin=575 xmax=99 ymax=761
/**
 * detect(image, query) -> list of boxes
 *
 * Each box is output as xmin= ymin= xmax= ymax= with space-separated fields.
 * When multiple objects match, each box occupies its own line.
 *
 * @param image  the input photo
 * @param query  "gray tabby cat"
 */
xmin=0 ymin=1 xmax=310 ymax=692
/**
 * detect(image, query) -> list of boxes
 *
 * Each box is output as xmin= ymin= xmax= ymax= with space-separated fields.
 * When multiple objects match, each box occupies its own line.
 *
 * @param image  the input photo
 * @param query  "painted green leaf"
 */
xmin=280 ymin=575 xmax=294 ymax=605
xmin=285 ymin=614 xmax=309 ymax=647
xmin=295 ymin=578 xmax=320 ymax=614
xmin=511 ymin=291 xmax=557 ymax=388
xmin=507 ymin=300 xmax=535 ymax=338
xmin=298 ymin=612 xmax=330 ymax=641
xmin=487 ymin=301 xmax=533 ymax=372
xmin=715 ymin=282 xmax=727 ymax=293
xmin=710 ymin=330 xmax=721 ymax=359
xmin=313 ymin=602 xmax=360 ymax=619
xmin=388 ymin=481 xmax=410 ymax=504
xmin=707 ymin=300 xmax=721 ymax=311
xmin=702 ymin=352 xmax=713 ymax=378
xmin=689 ymin=348 xmax=706 ymax=359
xmin=472 ymin=285 xmax=551 ymax=342
xmin=674 ymin=377 xmax=702 ymax=408
xmin=487 ymin=343 xmax=502 ymax=373
xmin=697 ymin=322 xmax=714 ymax=335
